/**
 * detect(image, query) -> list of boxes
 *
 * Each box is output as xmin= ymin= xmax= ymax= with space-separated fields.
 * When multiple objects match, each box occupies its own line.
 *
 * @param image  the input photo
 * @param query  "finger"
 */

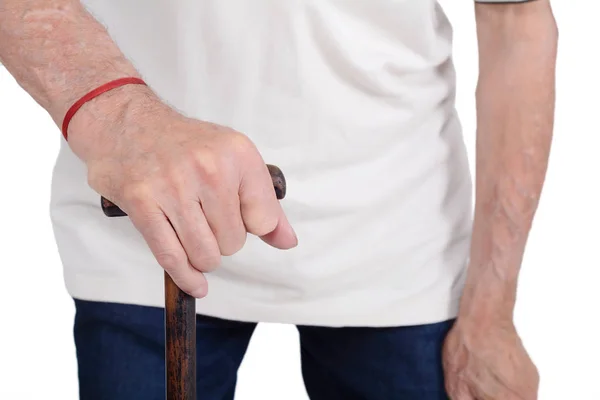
xmin=451 ymin=388 xmax=477 ymax=400
xmin=446 ymin=379 xmax=476 ymax=400
xmin=160 ymin=197 xmax=223 ymax=273
xmin=450 ymin=393 xmax=475 ymax=400
xmin=128 ymin=206 xmax=209 ymax=298
xmin=199 ymin=183 xmax=247 ymax=256
xmin=470 ymin=375 xmax=505 ymax=400
xmin=239 ymin=163 xmax=297 ymax=249
xmin=259 ymin=207 xmax=298 ymax=249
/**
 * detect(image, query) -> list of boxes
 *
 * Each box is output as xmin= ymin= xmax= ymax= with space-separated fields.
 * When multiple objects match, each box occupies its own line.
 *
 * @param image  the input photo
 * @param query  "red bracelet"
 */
xmin=61 ymin=77 xmax=147 ymax=140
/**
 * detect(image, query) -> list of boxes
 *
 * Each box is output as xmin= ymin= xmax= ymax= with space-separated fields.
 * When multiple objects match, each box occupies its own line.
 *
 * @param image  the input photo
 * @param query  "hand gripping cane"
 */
xmin=100 ymin=164 xmax=287 ymax=400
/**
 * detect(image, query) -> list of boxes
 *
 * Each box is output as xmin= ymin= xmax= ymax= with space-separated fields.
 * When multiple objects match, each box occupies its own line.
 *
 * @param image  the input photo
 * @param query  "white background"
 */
xmin=1 ymin=1 xmax=598 ymax=399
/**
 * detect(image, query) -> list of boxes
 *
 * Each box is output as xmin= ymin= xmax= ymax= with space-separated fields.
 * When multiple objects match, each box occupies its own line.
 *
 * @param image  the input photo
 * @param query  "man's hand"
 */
xmin=443 ymin=318 xmax=539 ymax=400
xmin=68 ymin=85 xmax=298 ymax=298
xmin=0 ymin=0 xmax=298 ymax=298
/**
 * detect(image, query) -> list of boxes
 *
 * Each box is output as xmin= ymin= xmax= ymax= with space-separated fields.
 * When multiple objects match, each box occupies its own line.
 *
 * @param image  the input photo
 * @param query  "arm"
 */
xmin=462 ymin=0 xmax=558 ymax=326
xmin=0 ymin=0 xmax=297 ymax=297
xmin=443 ymin=1 xmax=558 ymax=399
xmin=0 ymin=0 xmax=142 ymax=132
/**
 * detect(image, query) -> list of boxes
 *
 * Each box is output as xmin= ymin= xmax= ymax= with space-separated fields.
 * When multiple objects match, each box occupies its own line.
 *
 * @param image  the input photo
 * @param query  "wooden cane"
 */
xmin=100 ymin=164 xmax=286 ymax=400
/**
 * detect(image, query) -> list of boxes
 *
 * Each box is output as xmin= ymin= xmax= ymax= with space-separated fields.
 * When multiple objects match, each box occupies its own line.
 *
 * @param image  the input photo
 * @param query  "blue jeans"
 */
xmin=73 ymin=299 xmax=453 ymax=400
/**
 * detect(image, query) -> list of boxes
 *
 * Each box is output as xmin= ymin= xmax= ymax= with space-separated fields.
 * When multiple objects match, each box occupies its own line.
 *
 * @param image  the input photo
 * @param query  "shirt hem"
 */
xmin=66 ymin=273 xmax=462 ymax=328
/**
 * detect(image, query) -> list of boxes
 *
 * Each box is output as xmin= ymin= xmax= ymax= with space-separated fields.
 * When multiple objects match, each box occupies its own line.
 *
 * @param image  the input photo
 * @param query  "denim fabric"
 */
xmin=73 ymin=299 xmax=453 ymax=400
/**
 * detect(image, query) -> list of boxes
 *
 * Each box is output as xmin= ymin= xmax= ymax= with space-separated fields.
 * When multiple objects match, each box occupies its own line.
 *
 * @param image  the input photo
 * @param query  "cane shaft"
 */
xmin=165 ymin=272 xmax=196 ymax=400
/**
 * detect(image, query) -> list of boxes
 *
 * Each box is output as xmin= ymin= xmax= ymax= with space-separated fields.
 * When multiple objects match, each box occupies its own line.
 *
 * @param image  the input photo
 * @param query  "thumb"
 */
xmin=259 ymin=208 xmax=298 ymax=249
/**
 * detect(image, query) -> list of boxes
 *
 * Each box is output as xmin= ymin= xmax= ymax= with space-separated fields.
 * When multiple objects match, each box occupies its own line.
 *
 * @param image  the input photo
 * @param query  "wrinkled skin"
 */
xmin=69 ymin=86 xmax=298 ymax=298
xmin=443 ymin=319 xmax=539 ymax=400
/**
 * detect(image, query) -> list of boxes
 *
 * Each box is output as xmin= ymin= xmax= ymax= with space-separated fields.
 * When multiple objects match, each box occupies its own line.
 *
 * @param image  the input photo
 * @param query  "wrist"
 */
xmin=457 ymin=265 xmax=518 ymax=328
xmin=66 ymin=83 xmax=162 ymax=161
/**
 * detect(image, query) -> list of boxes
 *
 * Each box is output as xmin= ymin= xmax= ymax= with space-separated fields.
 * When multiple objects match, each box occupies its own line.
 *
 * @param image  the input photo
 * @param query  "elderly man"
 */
xmin=0 ymin=0 xmax=557 ymax=399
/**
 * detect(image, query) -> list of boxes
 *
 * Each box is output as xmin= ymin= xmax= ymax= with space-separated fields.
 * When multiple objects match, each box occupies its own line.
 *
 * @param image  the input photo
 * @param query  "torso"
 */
xmin=51 ymin=0 xmax=473 ymax=326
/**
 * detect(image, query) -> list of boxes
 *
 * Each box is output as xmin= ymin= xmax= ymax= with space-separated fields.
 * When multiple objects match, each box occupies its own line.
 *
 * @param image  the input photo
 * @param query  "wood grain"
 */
xmin=164 ymin=271 xmax=196 ymax=400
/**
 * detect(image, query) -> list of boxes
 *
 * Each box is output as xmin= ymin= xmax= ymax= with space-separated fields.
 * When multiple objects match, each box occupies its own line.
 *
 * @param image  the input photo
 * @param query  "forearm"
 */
xmin=460 ymin=1 xmax=558 ymax=323
xmin=0 ymin=0 xmax=144 ymax=131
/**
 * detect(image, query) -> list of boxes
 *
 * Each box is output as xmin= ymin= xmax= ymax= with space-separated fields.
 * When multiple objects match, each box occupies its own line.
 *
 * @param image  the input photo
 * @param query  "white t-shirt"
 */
xmin=50 ymin=0 xmax=473 ymax=327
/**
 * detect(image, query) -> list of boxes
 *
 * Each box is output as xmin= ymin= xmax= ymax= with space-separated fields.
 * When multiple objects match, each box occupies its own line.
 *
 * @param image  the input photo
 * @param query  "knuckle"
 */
xmin=229 ymin=131 xmax=254 ymax=153
xmin=193 ymin=251 xmax=221 ymax=272
xmin=188 ymin=149 xmax=222 ymax=187
xmin=163 ymin=167 xmax=186 ymax=190
xmin=220 ymin=233 xmax=247 ymax=257
xmin=251 ymin=215 xmax=278 ymax=236
xmin=155 ymin=251 xmax=186 ymax=272
xmin=197 ymin=157 xmax=222 ymax=187
xmin=121 ymin=182 xmax=152 ymax=206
